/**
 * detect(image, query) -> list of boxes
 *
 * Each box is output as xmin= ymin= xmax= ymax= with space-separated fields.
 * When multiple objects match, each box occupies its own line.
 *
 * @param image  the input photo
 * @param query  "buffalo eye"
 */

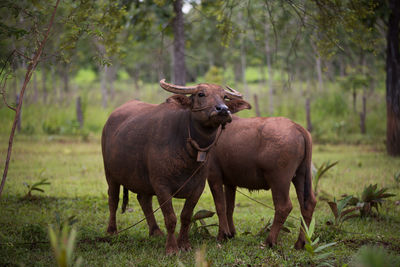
xmin=224 ymin=95 xmax=230 ymax=101
xmin=198 ymin=92 xmax=205 ymax=97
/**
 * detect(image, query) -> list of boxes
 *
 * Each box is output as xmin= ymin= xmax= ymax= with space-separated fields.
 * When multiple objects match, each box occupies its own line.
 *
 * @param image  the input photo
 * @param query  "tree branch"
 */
xmin=0 ymin=0 xmax=61 ymax=198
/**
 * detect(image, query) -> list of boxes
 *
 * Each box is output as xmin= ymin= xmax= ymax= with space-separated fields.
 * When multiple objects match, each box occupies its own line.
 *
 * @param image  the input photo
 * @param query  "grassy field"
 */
xmin=1 ymin=134 xmax=400 ymax=266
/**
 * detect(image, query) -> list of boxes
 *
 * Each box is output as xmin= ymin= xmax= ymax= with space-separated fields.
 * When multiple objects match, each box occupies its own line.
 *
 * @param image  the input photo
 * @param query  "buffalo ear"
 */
xmin=226 ymin=99 xmax=252 ymax=114
xmin=166 ymin=94 xmax=192 ymax=109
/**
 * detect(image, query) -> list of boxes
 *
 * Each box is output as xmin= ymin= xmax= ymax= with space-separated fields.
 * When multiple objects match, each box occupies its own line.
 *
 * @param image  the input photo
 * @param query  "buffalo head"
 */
xmin=160 ymin=79 xmax=251 ymax=128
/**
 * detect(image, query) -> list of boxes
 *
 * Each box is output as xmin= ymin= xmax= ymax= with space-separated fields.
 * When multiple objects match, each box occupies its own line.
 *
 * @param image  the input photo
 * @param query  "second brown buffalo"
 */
xmin=207 ymin=116 xmax=316 ymax=249
xmin=101 ymin=80 xmax=250 ymax=254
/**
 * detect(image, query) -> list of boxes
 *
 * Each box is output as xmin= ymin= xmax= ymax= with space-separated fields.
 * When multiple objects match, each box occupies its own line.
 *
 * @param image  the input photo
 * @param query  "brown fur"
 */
xmin=207 ymin=116 xmax=317 ymax=249
xmin=101 ymin=83 xmax=250 ymax=254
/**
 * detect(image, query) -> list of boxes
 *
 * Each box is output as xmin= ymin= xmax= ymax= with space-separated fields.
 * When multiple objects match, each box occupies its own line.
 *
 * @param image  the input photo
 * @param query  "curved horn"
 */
xmin=159 ymin=79 xmax=198 ymax=94
xmin=225 ymin=85 xmax=243 ymax=99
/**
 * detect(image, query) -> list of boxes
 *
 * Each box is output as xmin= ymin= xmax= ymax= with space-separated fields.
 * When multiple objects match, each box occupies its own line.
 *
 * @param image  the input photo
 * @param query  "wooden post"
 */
xmin=253 ymin=94 xmax=261 ymax=117
xmin=76 ymin=96 xmax=83 ymax=129
xmin=306 ymin=97 xmax=313 ymax=132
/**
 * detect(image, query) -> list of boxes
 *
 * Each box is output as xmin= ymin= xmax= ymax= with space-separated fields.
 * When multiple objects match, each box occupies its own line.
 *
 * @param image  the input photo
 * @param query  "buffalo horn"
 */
xmin=225 ymin=85 xmax=243 ymax=99
xmin=159 ymin=79 xmax=198 ymax=94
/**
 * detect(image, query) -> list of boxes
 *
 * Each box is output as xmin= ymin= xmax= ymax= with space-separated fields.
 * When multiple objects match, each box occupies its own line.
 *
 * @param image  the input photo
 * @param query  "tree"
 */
xmin=172 ymin=0 xmax=186 ymax=85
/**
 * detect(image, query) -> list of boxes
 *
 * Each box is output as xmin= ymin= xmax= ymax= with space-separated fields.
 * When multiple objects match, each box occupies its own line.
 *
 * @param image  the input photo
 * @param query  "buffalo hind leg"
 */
xmin=106 ymin=181 xmax=120 ymax=234
xmin=177 ymin=181 xmax=205 ymax=251
xmin=155 ymin=191 xmax=178 ymax=255
xmin=266 ymin=180 xmax=293 ymax=247
xmin=137 ymin=194 xmax=164 ymax=237
xmin=225 ymin=185 xmax=237 ymax=237
xmin=209 ymin=179 xmax=232 ymax=241
xmin=292 ymin=171 xmax=317 ymax=249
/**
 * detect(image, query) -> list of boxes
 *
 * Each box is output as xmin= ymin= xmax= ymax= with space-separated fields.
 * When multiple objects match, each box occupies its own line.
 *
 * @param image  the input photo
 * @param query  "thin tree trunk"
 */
xmin=386 ymin=0 xmax=400 ymax=156
xmin=360 ymin=89 xmax=366 ymax=134
xmin=239 ymin=11 xmax=249 ymax=98
xmin=172 ymin=0 xmax=186 ymax=85
xmin=265 ymin=21 xmax=274 ymax=115
xmin=101 ymin=65 xmax=108 ymax=109
xmin=0 ymin=0 xmax=61 ymax=197
xmin=16 ymin=94 xmax=21 ymax=132
xmin=76 ymin=96 xmax=83 ymax=129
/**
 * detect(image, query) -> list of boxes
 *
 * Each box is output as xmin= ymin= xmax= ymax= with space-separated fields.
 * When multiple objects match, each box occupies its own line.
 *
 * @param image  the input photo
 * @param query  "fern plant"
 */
xmin=48 ymin=223 xmax=82 ymax=267
xmin=23 ymin=178 xmax=51 ymax=199
xmin=326 ymin=196 xmax=359 ymax=228
xmin=355 ymin=184 xmax=396 ymax=217
xmin=312 ymin=161 xmax=338 ymax=196
xmin=301 ymin=217 xmax=337 ymax=267
xmin=394 ymin=171 xmax=400 ymax=188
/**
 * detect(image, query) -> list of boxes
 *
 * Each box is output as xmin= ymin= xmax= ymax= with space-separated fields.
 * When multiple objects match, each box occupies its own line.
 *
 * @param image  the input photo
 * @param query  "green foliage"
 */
xmin=352 ymin=245 xmax=400 ymax=267
xmin=301 ymin=217 xmax=337 ymax=267
xmin=23 ymin=169 xmax=50 ymax=199
xmin=350 ymin=184 xmax=396 ymax=217
xmin=326 ymin=196 xmax=360 ymax=228
xmin=312 ymin=161 xmax=338 ymax=196
xmin=393 ymin=171 xmax=400 ymax=188
xmin=204 ymin=66 xmax=223 ymax=84
xmin=48 ymin=223 xmax=82 ymax=267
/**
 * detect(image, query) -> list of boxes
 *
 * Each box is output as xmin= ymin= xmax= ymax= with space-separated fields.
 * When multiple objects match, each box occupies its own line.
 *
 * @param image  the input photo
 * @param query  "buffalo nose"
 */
xmin=216 ymin=104 xmax=229 ymax=115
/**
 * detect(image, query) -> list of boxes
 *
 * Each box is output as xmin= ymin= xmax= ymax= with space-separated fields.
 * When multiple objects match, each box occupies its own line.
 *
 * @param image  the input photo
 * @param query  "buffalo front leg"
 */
xmin=106 ymin=181 xmax=120 ymax=234
xmin=209 ymin=180 xmax=231 ymax=241
xmin=266 ymin=182 xmax=293 ymax=247
xmin=225 ymin=185 xmax=237 ymax=237
xmin=177 ymin=182 xmax=205 ymax=251
xmin=137 ymin=194 xmax=164 ymax=237
xmin=155 ymin=192 xmax=178 ymax=255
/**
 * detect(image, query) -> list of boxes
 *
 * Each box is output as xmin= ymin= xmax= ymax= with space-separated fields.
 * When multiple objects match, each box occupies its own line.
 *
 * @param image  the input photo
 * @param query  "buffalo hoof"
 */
xmin=217 ymin=231 xmax=234 ymax=241
xmin=294 ymin=240 xmax=305 ymax=250
xmin=265 ymin=237 xmax=277 ymax=248
xmin=178 ymin=242 xmax=192 ymax=252
xmin=150 ymin=228 xmax=164 ymax=237
xmin=106 ymin=226 xmax=117 ymax=235
xmin=166 ymin=245 xmax=179 ymax=255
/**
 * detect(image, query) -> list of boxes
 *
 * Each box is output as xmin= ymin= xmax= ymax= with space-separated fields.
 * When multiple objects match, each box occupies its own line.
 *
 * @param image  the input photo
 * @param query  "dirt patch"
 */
xmin=342 ymin=238 xmax=400 ymax=253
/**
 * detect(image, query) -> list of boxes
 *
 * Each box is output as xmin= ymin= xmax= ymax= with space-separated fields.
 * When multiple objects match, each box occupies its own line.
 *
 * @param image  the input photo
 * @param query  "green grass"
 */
xmin=0 ymin=134 xmax=399 ymax=266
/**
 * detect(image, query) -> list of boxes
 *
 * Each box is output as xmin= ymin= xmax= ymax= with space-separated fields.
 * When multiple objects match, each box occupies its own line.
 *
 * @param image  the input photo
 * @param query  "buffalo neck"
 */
xmin=188 ymin=113 xmax=219 ymax=149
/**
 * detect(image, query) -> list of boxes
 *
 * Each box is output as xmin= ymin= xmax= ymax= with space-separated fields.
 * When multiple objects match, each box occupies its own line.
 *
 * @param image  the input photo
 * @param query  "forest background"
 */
xmin=1 ymin=0 xmax=400 ymax=266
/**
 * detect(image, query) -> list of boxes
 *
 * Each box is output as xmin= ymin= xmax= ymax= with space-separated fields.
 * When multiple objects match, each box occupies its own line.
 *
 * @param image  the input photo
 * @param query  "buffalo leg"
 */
xmin=225 ymin=185 xmax=237 ymax=237
xmin=177 ymin=183 xmax=204 ymax=251
xmin=137 ymin=194 xmax=164 ymax=237
xmin=292 ymin=171 xmax=317 ymax=249
xmin=266 ymin=181 xmax=293 ymax=247
xmin=209 ymin=180 xmax=232 ymax=241
xmin=106 ymin=181 xmax=120 ymax=234
xmin=155 ymin=191 xmax=178 ymax=255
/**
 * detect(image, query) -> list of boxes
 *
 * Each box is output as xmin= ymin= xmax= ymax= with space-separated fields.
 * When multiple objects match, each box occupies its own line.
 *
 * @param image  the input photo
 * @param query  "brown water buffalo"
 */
xmin=101 ymin=80 xmax=250 ymax=254
xmin=207 ymin=116 xmax=316 ymax=249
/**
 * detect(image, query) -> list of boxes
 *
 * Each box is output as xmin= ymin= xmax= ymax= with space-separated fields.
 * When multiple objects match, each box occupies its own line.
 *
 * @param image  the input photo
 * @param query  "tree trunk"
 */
xmin=172 ymin=0 xmax=186 ymax=85
xmin=264 ymin=21 xmax=274 ymax=115
xmin=352 ymin=88 xmax=357 ymax=113
xmin=360 ymin=89 xmax=366 ymax=134
xmin=386 ymin=0 xmax=400 ymax=156
xmin=306 ymin=96 xmax=312 ymax=132
xmin=63 ymin=64 xmax=69 ymax=93
xmin=76 ymin=96 xmax=83 ymax=129
xmin=101 ymin=65 xmax=108 ymax=109
xmin=16 ymin=94 xmax=21 ymax=132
